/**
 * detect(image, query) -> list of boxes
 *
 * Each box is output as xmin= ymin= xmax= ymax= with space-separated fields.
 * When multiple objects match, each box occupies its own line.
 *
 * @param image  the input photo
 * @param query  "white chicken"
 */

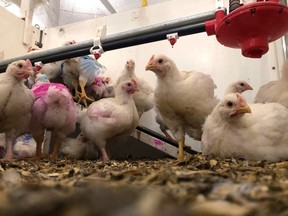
xmin=224 ymin=80 xmax=253 ymax=95
xmin=146 ymin=54 xmax=218 ymax=161
xmin=60 ymin=133 xmax=99 ymax=160
xmin=155 ymin=80 xmax=253 ymax=141
xmin=0 ymin=59 xmax=35 ymax=160
xmin=254 ymin=59 xmax=288 ymax=107
xmin=116 ymin=59 xmax=154 ymax=118
xmin=78 ymin=79 xmax=139 ymax=162
xmin=27 ymin=46 xmax=63 ymax=85
xmin=201 ymin=93 xmax=288 ymax=161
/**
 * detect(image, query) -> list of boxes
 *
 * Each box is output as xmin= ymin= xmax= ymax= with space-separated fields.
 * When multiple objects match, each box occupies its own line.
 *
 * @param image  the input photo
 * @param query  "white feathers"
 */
xmin=202 ymin=93 xmax=288 ymax=162
xmin=255 ymin=60 xmax=288 ymax=107
xmin=147 ymin=54 xmax=218 ymax=142
xmin=116 ymin=59 xmax=154 ymax=118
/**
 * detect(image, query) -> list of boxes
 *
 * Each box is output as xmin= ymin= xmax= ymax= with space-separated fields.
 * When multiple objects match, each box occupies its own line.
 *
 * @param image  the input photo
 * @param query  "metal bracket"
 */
xmin=34 ymin=25 xmax=44 ymax=48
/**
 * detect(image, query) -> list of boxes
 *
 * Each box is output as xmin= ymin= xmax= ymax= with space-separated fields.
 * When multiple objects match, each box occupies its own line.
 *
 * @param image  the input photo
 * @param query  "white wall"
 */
xmin=0 ymin=6 xmax=27 ymax=60
xmin=43 ymin=0 xmax=286 ymax=151
xmin=0 ymin=6 xmax=44 ymax=62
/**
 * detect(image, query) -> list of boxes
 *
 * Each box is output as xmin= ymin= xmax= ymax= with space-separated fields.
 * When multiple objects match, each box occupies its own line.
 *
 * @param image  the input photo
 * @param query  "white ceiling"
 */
xmin=1 ymin=0 xmax=170 ymax=28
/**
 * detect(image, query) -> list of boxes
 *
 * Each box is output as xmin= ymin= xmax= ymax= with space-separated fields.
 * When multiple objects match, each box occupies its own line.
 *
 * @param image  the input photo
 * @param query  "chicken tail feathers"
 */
xmin=42 ymin=85 xmax=74 ymax=129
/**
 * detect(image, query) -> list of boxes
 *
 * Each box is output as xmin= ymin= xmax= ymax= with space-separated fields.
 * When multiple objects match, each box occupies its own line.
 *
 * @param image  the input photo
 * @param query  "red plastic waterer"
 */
xmin=205 ymin=0 xmax=288 ymax=58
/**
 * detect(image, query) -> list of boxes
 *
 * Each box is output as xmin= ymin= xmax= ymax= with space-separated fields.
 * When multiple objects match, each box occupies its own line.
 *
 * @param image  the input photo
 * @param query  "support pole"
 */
xmin=0 ymin=10 xmax=215 ymax=72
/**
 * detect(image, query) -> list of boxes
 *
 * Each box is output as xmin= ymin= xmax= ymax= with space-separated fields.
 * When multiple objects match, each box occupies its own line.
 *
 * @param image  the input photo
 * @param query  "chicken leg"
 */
xmin=178 ymin=139 xmax=185 ymax=161
xmin=72 ymin=80 xmax=81 ymax=100
xmin=1 ymin=137 xmax=14 ymax=161
xmin=34 ymin=133 xmax=45 ymax=158
xmin=51 ymin=135 xmax=62 ymax=160
xmin=100 ymin=147 xmax=110 ymax=162
xmin=79 ymin=80 xmax=95 ymax=107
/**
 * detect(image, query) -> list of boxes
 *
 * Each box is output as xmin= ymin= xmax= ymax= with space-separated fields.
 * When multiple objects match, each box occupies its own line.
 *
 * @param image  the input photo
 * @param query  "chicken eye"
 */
xmin=226 ymin=101 xmax=233 ymax=107
xmin=18 ymin=63 xmax=23 ymax=68
xmin=240 ymin=83 xmax=244 ymax=86
xmin=158 ymin=59 xmax=163 ymax=64
xmin=127 ymin=83 xmax=131 ymax=87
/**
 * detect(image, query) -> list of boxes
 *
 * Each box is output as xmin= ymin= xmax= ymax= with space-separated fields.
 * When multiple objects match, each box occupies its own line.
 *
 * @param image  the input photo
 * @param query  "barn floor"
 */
xmin=0 ymin=154 xmax=288 ymax=216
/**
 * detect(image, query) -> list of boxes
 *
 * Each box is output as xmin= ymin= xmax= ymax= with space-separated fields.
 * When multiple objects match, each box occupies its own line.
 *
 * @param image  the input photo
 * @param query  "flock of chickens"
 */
xmin=1 ymin=44 xmax=288 ymax=163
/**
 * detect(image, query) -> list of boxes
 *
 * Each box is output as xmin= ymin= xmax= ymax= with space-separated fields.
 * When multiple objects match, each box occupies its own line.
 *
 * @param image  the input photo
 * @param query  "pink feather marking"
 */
xmin=32 ymin=83 xmax=70 ymax=98
xmin=94 ymin=77 xmax=103 ymax=86
xmin=89 ymin=107 xmax=111 ymax=119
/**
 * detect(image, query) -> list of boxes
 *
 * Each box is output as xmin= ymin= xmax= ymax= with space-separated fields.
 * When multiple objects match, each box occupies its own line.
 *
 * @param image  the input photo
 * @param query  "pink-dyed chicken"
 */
xmin=0 ymin=59 xmax=34 ymax=160
xmin=30 ymin=73 xmax=77 ymax=160
xmin=78 ymin=79 xmax=139 ymax=162
xmin=85 ymin=76 xmax=115 ymax=102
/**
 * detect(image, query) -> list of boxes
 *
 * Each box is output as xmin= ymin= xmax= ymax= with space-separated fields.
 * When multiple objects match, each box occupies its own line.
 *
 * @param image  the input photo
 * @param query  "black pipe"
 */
xmin=0 ymin=22 xmax=206 ymax=72
xmin=103 ymin=23 xmax=206 ymax=51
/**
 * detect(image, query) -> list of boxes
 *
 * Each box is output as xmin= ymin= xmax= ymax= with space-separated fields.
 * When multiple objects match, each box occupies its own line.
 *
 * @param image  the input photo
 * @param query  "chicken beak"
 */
xmin=246 ymin=85 xmax=253 ymax=91
xmin=145 ymin=64 xmax=155 ymax=71
xmin=235 ymin=104 xmax=252 ymax=114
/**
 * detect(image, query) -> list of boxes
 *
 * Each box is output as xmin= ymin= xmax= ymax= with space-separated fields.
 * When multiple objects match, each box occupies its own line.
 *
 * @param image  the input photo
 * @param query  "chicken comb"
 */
xmin=236 ymin=93 xmax=246 ymax=107
xmin=25 ymin=59 xmax=33 ymax=69
xmin=27 ymin=46 xmax=32 ymax=53
xmin=148 ymin=55 xmax=154 ymax=64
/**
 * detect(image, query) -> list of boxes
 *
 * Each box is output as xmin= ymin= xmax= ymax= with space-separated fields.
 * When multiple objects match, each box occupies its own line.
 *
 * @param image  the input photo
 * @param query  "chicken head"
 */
xmin=219 ymin=93 xmax=252 ymax=119
xmin=225 ymin=81 xmax=253 ymax=95
xmin=145 ymin=54 xmax=173 ymax=76
xmin=7 ymin=59 xmax=34 ymax=80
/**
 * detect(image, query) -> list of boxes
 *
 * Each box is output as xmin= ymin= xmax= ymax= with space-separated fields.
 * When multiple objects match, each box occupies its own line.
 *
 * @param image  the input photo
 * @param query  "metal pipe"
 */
xmin=0 ymin=10 xmax=214 ymax=72
xmin=101 ymin=10 xmax=215 ymax=44
xmin=102 ymin=23 xmax=206 ymax=51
